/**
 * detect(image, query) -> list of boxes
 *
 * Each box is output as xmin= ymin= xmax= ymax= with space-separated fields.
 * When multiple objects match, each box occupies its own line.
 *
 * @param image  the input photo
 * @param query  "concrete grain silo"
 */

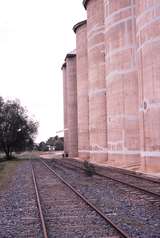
xmin=83 ymin=0 xmax=107 ymax=162
xmin=73 ymin=20 xmax=90 ymax=160
xmin=61 ymin=62 xmax=69 ymax=156
xmin=65 ymin=51 xmax=78 ymax=157
xmin=104 ymin=0 xmax=140 ymax=167
xmin=136 ymin=0 xmax=160 ymax=172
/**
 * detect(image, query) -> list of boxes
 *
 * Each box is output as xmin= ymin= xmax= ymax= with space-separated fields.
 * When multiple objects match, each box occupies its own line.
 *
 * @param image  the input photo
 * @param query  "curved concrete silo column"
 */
xmin=61 ymin=62 xmax=69 ymax=156
xmin=65 ymin=51 xmax=78 ymax=158
xmin=136 ymin=0 xmax=160 ymax=172
xmin=104 ymin=0 xmax=140 ymax=167
xmin=83 ymin=0 xmax=108 ymax=163
xmin=73 ymin=20 xmax=89 ymax=160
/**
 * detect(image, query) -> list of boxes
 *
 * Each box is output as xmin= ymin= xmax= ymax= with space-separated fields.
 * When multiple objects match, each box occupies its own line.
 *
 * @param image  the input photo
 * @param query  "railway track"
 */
xmin=43 ymin=158 xmax=160 ymax=238
xmin=31 ymin=160 xmax=129 ymax=238
xmin=50 ymin=158 xmax=160 ymax=198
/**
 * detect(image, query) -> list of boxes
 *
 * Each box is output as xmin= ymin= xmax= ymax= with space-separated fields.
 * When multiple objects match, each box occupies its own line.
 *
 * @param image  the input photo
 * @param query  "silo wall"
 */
xmin=62 ymin=62 xmax=69 ymax=156
xmin=104 ymin=0 xmax=140 ymax=168
xmin=66 ymin=52 xmax=78 ymax=157
xmin=136 ymin=0 xmax=160 ymax=172
xmin=73 ymin=21 xmax=90 ymax=160
xmin=84 ymin=0 xmax=108 ymax=163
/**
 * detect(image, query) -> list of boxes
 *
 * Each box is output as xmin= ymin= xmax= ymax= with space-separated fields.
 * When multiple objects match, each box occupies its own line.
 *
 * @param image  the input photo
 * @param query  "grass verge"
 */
xmin=0 ymin=160 xmax=20 ymax=191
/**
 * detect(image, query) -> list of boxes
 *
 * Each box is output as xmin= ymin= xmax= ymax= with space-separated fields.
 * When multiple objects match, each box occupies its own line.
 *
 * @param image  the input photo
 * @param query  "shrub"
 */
xmin=83 ymin=160 xmax=95 ymax=176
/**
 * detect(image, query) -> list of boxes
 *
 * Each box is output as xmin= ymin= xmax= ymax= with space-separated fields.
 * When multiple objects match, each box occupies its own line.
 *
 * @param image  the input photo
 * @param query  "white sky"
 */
xmin=0 ymin=0 xmax=86 ymax=143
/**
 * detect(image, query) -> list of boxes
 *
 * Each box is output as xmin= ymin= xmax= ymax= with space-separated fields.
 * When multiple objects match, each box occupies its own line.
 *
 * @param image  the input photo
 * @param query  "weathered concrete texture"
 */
xmin=62 ymin=63 xmax=69 ymax=156
xmin=136 ymin=0 xmax=160 ymax=172
xmin=66 ymin=53 xmax=78 ymax=157
xmin=86 ymin=0 xmax=107 ymax=162
xmin=104 ymin=0 xmax=140 ymax=167
xmin=61 ymin=0 xmax=160 ymax=174
xmin=74 ymin=21 xmax=90 ymax=160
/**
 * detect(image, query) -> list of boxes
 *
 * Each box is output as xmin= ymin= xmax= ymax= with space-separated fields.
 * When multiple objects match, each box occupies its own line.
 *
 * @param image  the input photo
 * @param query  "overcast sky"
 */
xmin=0 ymin=0 xmax=86 ymax=142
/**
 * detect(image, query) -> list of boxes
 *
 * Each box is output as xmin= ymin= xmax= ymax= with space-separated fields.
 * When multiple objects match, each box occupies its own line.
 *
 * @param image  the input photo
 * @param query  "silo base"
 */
xmin=78 ymin=151 xmax=90 ymax=161
xmin=139 ymin=156 xmax=160 ymax=173
xmin=89 ymin=152 xmax=108 ymax=164
xmin=107 ymin=154 xmax=141 ymax=171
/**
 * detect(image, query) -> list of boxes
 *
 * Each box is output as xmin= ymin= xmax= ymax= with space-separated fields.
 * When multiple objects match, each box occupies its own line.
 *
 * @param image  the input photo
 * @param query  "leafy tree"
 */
xmin=55 ymin=137 xmax=64 ymax=151
xmin=46 ymin=136 xmax=57 ymax=147
xmin=46 ymin=136 xmax=64 ymax=151
xmin=38 ymin=141 xmax=49 ymax=151
xmin=0 ymin=98 xmax=38 ymax=159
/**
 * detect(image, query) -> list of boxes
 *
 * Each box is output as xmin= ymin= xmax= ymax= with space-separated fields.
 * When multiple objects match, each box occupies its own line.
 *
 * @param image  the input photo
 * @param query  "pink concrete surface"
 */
xmin=61 ymin=0 xmax=160 ymax=174
xmin=136 ymin=0 xmax=160 ymax=172
xmin=66 ymin=53 xmax=78 ymax=157
xmin=104 ymin=0 xmax=140 ymax=167
xmin=74 ymin=21 xmax=90 ymax=160
xmin=62 ymin=63 xmax=69 ymax=156
xmin=86 ymin=0 xmax=108 ymax=163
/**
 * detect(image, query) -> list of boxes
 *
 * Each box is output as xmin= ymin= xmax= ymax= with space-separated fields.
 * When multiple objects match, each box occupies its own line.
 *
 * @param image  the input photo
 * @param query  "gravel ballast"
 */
xmin=0 ymin=160 xmax=42 ymax=238
xmin=45 ymin=159 xmax=160 ymax=238
xmin=33 ymin=160 xmax=121 ymax=238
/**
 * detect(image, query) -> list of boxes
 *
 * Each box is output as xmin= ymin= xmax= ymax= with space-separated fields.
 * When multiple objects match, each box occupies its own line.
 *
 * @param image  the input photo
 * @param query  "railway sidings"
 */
xmin=0 ymin=158 xmax=160 ymax=237
xmin=32 ymin=160 xmax=126 ymax=238
xmin=43 ymin=158 xmax=160 ymax=238
xmin=50 ymin=158 xmax=160 ymax=197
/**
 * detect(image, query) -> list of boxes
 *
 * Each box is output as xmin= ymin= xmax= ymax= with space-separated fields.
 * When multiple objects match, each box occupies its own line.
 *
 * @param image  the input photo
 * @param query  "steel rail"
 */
xmin=109 ymin=169 xmax=160 ymax=184
xmin=31 ymin=163 xmax=48 ymax=238
xmin=54 ymin=160 xmax=160 ymax=198
xmin=40 ymin=159 xmax=130 ymax=238
xmin=61 ymin=159 xmax=160 ymax=184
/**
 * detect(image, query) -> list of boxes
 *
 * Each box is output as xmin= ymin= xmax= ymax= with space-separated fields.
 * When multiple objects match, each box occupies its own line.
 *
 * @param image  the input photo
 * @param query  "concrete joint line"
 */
xmin=108 ymin=150 xmax=140 ymax=155
xmin=106 ymin=68 xmax=136 ymax=83
xmin=88 ymin=32 xmax=104 ymax=43
xmin=141 ymin=151 xmax=160 ymax=157
xmin=137 ymin=36 xmax=160 ymax=52
xmin=108 ymin=141 xmax=124 ymax=146
xmin=137 ymin=15 xmax=160 ymax=34
xmin=105 ymin=5 xmax=136 ymax=25
xmin=87 ymin=25 xmax=104 ymax=37
xmin=148 ymin=103 xmax=160 ymax=109
xmin=88 ymin=42 xmax=105 ymax=52
xmin=79 ymin=150 xmax=160 ymax=157
xmin=89 ymin=88 xmax=106 ymax=97
xmin=136 ymin=4 xmax=160 ymax=23
xmin=105 ymin=16 xmax=135 ymax=32
xmin=89 ymin=150 xmax=139 ymax=155
xmin=108 ymin=114 xmax=138 ymax=121
xmin=90 ymin=150 xmax=108 ymax=154
xmin=105 ymin=44 xmax=135 ymax=59
xmin=91 ymin=144 xmax=107 ymax=151
xmin=125 ymin=20 xmax=129 ymax=44
xmin=79 ymin=150 xmax=90 ymax=153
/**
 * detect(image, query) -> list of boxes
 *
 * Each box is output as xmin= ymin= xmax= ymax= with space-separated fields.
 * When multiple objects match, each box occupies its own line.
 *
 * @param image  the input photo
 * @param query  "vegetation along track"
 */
xmin=50 ymin=158 xmax=160 ymax=198
xmin=43 ymin=158 xmax=160 ymax=238
xmin=31 ymin=160 xmax=128 ymax=238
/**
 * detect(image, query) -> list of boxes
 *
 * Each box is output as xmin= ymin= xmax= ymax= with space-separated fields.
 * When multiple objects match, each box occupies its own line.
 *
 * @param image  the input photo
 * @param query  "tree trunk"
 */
xmin=5 ymin=147 xmax=12 ymax=160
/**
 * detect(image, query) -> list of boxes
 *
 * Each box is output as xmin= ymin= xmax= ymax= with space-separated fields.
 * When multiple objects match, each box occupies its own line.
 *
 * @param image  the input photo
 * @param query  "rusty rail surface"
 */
xmin=40 ymin=159 xmax=130 ymax=238
xmin=31 ymin=163 xmax=48 ymax=238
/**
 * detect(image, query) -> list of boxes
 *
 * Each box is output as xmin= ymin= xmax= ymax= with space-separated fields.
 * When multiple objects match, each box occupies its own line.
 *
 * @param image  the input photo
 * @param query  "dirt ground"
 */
xmin=0 ymin=160 xmax=21 ymax=191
